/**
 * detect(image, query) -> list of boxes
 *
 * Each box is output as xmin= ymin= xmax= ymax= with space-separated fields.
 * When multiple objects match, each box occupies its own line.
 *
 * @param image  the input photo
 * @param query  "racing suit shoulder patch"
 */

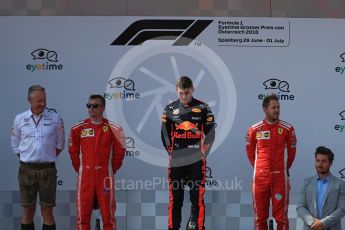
xmin=107 ymin=120 xmax=121 ymax=129
xmin=252 ymin=121 xmax=264 ymax=129
xmin=72 ymin=120 xmax=85 ymax=130
xmin=279 ymin=120 xmax=292 ymax=129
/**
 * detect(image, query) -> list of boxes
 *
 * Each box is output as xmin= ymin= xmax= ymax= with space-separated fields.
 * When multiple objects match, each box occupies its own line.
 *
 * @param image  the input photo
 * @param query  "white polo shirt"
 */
xmin=11 ymin=108 xmax=65 ymax=163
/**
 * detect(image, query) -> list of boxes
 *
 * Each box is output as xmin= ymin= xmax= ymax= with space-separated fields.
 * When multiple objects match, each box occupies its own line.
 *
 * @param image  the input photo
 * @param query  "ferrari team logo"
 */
xmin=103 ymin=125 xmax=109 ymax=132
xmin=278 ymin=128 xmax=283 ymax=135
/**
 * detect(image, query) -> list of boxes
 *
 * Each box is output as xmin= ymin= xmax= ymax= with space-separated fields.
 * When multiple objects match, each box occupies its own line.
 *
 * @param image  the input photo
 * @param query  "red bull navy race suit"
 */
xmin=161 ymin=98 xmax=216 ymax=230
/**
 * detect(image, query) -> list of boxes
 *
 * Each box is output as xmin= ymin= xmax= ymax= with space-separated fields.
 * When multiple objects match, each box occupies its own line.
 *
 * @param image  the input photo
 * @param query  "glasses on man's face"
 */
xmin=86 ymin=103 xmax=101 ymax=109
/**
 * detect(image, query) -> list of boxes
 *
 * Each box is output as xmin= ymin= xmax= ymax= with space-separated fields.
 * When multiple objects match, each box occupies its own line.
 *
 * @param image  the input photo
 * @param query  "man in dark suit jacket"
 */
xmin=297 ymin=146 xmax=345 ymax=230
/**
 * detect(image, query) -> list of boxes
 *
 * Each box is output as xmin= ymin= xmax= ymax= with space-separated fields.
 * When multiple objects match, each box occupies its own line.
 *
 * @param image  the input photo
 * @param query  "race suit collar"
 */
xmin=263 ymin=118 xmax=280 ymax=125
xmin=178 ymin=97 xmax=195 ymax=108
xmin=85 ymin=118 xmax=107 ymax=126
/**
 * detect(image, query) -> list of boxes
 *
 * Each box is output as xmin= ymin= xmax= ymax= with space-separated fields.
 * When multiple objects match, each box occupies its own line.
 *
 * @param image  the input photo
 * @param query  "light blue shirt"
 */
xmin=11 ymin=109 xmax=65 ymax=163
xmin=317 ymin=174 xmax=330 ymax=218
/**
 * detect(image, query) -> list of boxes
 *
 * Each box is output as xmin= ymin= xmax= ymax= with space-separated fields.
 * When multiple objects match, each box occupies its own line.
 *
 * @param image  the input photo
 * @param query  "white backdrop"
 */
xmin=0 ymin=17 xmax=344 ymax=192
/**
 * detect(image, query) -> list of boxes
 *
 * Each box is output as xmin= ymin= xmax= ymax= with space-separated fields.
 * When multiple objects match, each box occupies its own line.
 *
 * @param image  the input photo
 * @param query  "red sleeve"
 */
xmin=287 ymin=126 xmax=297 ymax=169
xmin=111 ymin=126 xmax=126 ymax=174
xmin=68 ymin=126 xmax=81 ymax=173
xmin=246 ymin=127 xmax=257 ymax=167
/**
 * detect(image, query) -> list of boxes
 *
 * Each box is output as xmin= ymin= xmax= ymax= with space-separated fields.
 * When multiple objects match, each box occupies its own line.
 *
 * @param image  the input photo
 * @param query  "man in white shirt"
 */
xmin=11 ymin=85 xmax=65 ymax=230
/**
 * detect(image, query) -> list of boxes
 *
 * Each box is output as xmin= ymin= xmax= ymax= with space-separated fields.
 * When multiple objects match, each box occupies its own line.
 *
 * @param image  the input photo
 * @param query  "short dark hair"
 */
xmin=89 ymin=94 xmax=105 ymax=106
xmin=176 ymin=76 xmax=193 ymax=89
xmin=28 ymin=85 xmax=45 ymax=97
xmin=315 ymin=146 xmax=334 ymax=162
xmin=262 ymin=94 xmax=279 ymax=108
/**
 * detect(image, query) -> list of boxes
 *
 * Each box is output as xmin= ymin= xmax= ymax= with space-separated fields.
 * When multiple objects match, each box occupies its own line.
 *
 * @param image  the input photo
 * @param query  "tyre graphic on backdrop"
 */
xmin=106 ymin=40 xmax=237 ymax=167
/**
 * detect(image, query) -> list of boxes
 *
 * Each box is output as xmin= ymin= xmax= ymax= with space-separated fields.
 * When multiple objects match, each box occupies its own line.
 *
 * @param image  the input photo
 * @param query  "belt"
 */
xmin=20 ymin=161 xmax=55 ymax=169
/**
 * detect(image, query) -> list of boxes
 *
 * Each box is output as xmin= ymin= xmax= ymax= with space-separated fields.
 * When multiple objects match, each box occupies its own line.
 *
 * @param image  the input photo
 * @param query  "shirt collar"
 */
xmin=317 ymin=174 xmax=331 ymax=183
xmin=26 ymin=108 xmax=47 ymax=118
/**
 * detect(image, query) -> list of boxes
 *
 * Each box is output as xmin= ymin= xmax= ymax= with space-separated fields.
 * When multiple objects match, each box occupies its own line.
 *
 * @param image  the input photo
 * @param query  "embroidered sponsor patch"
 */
xmin=192 ymin=108 xmax=201 ymax=113
xmin=103 ymin=125 xmax=109 ymax=132
xmin=81 ymin=128 xmax=95 ymax=137
xmin=103 ymin=177 xmax=112 ymax=194
xmin=256 ymin=131 xmax=270 ymax=140
xmin=173 ymin=109 xmax=179 ymax=115
xmin=275 ymin=193 xmax=282 ymax=201
xmin=161 ymin=112 xmax=168 ymax=122
xmin=207 ymin=116 xmax=213 ymax=122
xmin=246 ymin=134 xmax=250 ymax=144
xmin=68 ymin=136 xmax=72 ymax=146
xmin=291 ymin=130 xmax=297 ymax=147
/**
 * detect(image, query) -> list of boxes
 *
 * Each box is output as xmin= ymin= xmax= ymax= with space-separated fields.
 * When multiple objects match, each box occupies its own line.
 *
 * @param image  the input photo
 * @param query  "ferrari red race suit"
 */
xmin=161 ymin=98 xmax=216 ymax=230
xmin=69 ymin=118 xmax=125 ymax=230
xmin=246 ymin=119 xmax=297 ymax=230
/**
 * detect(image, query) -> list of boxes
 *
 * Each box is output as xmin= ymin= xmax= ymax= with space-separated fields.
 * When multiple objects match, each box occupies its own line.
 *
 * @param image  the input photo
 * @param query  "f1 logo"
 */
xmin=111 ymin=19 xmax=213 ymax=46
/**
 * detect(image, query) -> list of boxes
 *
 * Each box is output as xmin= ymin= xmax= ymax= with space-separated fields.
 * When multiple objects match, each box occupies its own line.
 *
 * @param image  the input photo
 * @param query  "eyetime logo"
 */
xmin=125 ymin=137 xmax=141 ymax=157
xmin=26 ymin=48 xmax=63 ymax=72
xmin=110 ymin=19 xmax=212 ymax=46
xmin=104 ymin=77 xmax=141 ymax=100
xmin=335 ymin=52 xmax=345 ymax=75
xmin=258 ymin=78 xmax=295 ymax=100
xmin=334 ymin=110 xmax=345 ymax=132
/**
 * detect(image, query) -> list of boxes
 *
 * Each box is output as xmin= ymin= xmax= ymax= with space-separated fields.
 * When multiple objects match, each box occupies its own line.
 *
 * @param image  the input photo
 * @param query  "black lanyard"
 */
xmin=31 ymin=115 xmax=42 ymax=128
